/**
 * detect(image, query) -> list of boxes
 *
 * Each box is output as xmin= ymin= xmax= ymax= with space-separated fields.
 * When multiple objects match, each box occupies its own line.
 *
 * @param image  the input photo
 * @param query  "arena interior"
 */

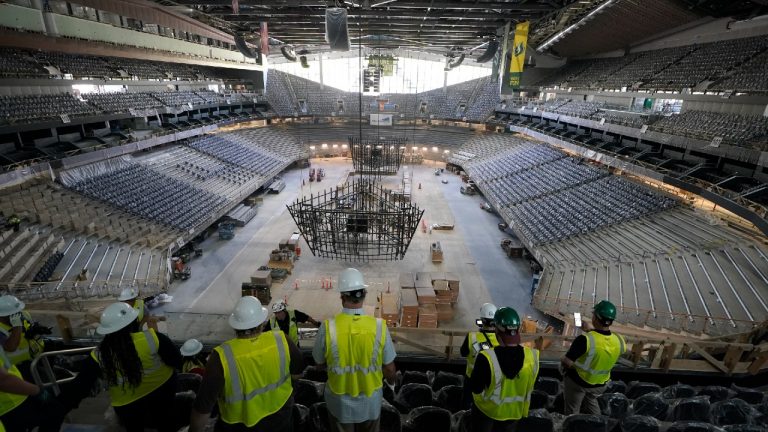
xmin=1 ymin=0 xmax=768 ymax=429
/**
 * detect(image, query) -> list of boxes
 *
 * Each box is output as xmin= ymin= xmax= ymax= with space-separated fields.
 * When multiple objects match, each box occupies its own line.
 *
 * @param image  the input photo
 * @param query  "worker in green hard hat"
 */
xmin=561 ymin=300 xmax=627 ymax=415
xmin=470 ymin=307 xmax=540 ymax=432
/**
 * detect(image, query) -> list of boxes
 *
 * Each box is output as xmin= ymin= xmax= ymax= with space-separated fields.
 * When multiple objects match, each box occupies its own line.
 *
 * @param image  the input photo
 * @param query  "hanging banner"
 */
xmin=502 ymin=21 xmax=529 ymax=92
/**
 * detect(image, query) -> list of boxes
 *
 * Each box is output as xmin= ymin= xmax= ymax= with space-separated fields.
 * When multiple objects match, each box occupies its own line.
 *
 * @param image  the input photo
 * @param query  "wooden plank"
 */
xmin=748 ymin=351 xmax=768 ymax=375
xmin=687 ymin=343 xmax=729 ymax=374
xmin=650 ymin=342 xmax=665 ymax=369
xmin=723 ymin=345 xmax=744 ymax=373
xmin=391 ymin=333 xmax=445 ymax=358
xmin=631 ymin=341 xmax=645 ymax=367
xmin=661 ymin=343 xmax=677 ymax=372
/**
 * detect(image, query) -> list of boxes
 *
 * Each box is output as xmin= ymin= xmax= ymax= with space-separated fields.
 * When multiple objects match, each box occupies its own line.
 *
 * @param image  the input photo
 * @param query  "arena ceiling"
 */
xmin=161 ymin=0 xmax=768 ymax=58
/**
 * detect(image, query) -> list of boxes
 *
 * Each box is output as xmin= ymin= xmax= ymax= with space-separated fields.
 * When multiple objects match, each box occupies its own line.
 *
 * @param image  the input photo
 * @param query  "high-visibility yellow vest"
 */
xmin=324 ymin=314 xmax=385 ymax=398
xmin=574 ymin=331 xmax=626 ymax=386
xmin=0 ymin=351 xmax=27 ymax=417
xmin=473 ymin=346 xmax=539 ymax=421
xmin=214 ymin=331 xmax=293 ymax=427
xmin=0 ymin=311 xmax=44 ymax=365
xmin=270 ymin=310 xmax=298 ymax=345
xmin=465 ymin=331 xmax=499 ymax=377
xmin=91 ymin=329 xmax=174 ymax=406
xmin=182 ymin=358 xmax=206 ymax=374
xmin=134 ymin=299 xmax=144 ymax=323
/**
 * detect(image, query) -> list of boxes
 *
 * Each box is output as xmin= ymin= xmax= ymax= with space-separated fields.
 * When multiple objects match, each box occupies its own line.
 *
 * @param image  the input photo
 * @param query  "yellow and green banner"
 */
xmin=504 ymin=21 xmax=529 ymax=91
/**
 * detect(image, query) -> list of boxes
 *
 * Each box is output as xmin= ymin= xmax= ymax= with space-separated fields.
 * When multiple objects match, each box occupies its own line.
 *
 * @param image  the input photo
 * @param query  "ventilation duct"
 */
xmin=444 ymin=53 xmax=465 ymax=71
xmin=281 ymin=46 xmax=297 ymax=62
xmin=234 ymin=34 xmax=262 ymax=64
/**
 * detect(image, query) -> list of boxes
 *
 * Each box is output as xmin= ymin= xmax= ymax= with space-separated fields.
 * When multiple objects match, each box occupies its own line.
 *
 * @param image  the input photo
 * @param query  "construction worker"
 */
xmin=459 ymin=303 xmax=499 ymax=409
xmin=190 ymin=296 xmax=303 ymax=432
xmin=180 ymin=339 xmax=206 ymax=376
xmin=470 ymin=307 xmax=539 ymax=432
xmin=0 ymin=296 xmax=45 ymax=379
xmin=0 ymin=349 xmax=66 ymax=432
xmin=265 ymin=300 xmax=320 ymax=347
xmin=6 ymin=216 xmax=20 ymax=233
xmin=118 ymin=288 xmax=150 ymax=324
xmin=313 ymin=268 xmax=397 ymax=432
xmin=561 ymin=300 xmax=626 ymax=415
xmin=85 ymin=302 xmax=182 ymax=431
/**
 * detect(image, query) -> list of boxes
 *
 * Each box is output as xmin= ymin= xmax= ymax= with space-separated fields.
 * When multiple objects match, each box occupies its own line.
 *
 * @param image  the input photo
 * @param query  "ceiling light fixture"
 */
xmin=536 ymin=0 xmax=617 ymax=52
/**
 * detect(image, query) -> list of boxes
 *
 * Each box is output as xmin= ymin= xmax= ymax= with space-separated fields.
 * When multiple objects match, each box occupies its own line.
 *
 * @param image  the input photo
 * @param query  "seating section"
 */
xmin=151 ymin=91 xmax=209 ymax=107
xmin=188 ymin=136 xmax=283 ymax=175
xmin=0 ymin=94 xmax=99 ymax=125
xmin=711 ymin=50 xmax=768 ymax=93
xmin=531 ymin=36 xmax=768 ymax=93
xmin=265 ymin=70 xmax=497 ymax=121
xmin=138 ymin=146 xmax=264 ymax=199
xmin=650 ymin=111 xmax=768 ymax=148
xmin=0 ymin=47 xmax=244 ymax=82
xmin=84 ymin=92 xmax=165 ymax=113
xmin=290 ymin=366 xmax=768 ymax=432
xmin=461 ymin=139 xmax=676 ymax=245
xmin=68 ymin=163 xmax=227 ymax=230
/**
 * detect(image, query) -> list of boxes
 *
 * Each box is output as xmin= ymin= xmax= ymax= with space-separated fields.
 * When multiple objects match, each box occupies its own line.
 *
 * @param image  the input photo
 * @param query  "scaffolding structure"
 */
xmin=287 ymin=178 xmax=423 ymax=261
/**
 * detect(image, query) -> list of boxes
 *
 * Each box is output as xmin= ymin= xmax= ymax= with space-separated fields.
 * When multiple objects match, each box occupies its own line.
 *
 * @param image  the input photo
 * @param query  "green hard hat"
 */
xmin=594 ymin=300 xmax=617 ymax=321
xmin=494 ymin=307 xmax=521 ymax=331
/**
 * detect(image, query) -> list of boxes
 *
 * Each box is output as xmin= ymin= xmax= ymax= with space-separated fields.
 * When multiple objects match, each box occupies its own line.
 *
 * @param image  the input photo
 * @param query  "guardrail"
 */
xmin=30 ymin=346 xmax=95 ymax=395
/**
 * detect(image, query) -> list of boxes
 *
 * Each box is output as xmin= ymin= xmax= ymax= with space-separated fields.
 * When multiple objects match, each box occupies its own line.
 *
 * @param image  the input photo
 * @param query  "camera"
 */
xmin=25 ymin=322 xmax=53 ymax=340
xmin=475 ymin=318 xmax=484 ymax=327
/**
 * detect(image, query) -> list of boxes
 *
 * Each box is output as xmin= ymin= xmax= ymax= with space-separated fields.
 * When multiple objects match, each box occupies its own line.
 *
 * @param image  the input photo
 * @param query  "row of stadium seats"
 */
xmin=529 ymin=35 xmax=768 ymax=92
xmin=649 ymin=111 xmax=768 ymax=147
xmin=0 ymin=90 xmax=257 ymax=125
xmin=265 ymin=70 xmax=498 ymax=122
xmin=0 ymin=47 xmax=242 ymax=81
xmin=68 ymin=163 xmax=228 ymax=230
xmin=187 ymin=136 xmax=284 ymax=174
xmin=289 ymin=366 xmax=768 ymax=432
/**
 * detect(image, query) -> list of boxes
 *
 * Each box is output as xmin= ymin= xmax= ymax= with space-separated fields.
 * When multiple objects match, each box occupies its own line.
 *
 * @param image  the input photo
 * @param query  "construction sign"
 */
xmin=503 ymin=21 xmax=529 ymax=92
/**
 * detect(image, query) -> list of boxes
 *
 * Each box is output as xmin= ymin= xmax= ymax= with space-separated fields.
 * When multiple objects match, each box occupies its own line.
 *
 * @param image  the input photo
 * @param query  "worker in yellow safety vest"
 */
xmin=471 ymin=307 xmax=540 ymax=432
xmin=266 ymin=299 xmax=320 ymax=347
xmin=190 ymin=296 xmax=304 ymax=432
xmin=180 ymin=338 xmax=206 ymax=376
xmin=87 ymin=302 xmax=182 ymax=431
xmin=0 ymin=295 xmax=46 ymax=378
xmin=561 ymin=300 xmax=626 ymax=414
xmin=118 ymin=288 xmax=150 ymax=326
xmin=313 ymin=268 xmax=397 ymax=432
xmin=459 ymin=302 xmax=499 ymax=408
xmin=0 ymin=347 xmax=66 ymax=432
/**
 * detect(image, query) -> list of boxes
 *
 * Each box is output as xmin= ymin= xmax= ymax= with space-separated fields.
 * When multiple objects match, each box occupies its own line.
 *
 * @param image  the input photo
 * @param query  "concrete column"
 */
xmin=31 ymin=0 xmax=59 ymax=36
xmin=319 ymin=54 xmax=324 ymax=90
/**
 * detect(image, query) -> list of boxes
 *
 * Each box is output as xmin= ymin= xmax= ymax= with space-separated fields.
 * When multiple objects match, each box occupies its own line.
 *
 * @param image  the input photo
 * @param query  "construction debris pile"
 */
xmin=378 ymin=272 xmax=460 ymax=328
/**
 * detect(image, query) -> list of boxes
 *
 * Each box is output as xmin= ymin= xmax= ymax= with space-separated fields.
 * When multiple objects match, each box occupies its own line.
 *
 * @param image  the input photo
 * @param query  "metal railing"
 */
xmin=30 ymin=346 xmax=95 ymax=395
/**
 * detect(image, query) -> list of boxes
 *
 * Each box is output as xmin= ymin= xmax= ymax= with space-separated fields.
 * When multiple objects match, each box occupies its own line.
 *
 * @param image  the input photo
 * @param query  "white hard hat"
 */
xmin=180 ymin=338 xmax=203 ymax=357
xmin=271 ymin=300 xmax=287 ymax=313
xmin=0 ymin=295 xmax=25 ymax=317
xmin=118 ymin=288 xmax=139 ymax=301
xmin=229 ymin=296 xmax=268 ymax=330
xmin=97 ymin=302 xmax=139 ymax=335
xmin=480 ymin=303 xmax=497 ymax=320
xmin=338 ymin=268 xmax=368 ymax=293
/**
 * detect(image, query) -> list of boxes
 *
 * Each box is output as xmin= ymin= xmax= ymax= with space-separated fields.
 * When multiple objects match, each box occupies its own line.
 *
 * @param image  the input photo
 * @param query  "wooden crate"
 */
xmin=416 ymin=287 xmax=436 ymax=305
xmin=418 ymin=304 xmax=438 ymax=328
xmin=381 ymin=292 xmax=400 ymax=327
xmin=436 ymin=303 xmax=454 ymax=322
xmin=433 ymin=279 xmax=453 ymax=305
xmin=414 ymin=272 xmax=433 ymax=288
xmin=399 ymin=272 xmax=415 ymax=289
xmin=267 ymin=260 xmax=294 ymax=274
xmin=250 ymin=270 xmax=272 ymax=288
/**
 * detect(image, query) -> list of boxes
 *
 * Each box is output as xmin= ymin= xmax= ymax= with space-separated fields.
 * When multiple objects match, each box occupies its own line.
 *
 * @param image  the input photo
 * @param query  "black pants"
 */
xmin=214 ymin=397 xmax=294 ymax=432
xmin=0 ymin=395 xmax=67 ymax=432
xmin=113 ymin=374 xmax=178 ymax=432
xmin=470 ymin=404 xmax=518 ymax=432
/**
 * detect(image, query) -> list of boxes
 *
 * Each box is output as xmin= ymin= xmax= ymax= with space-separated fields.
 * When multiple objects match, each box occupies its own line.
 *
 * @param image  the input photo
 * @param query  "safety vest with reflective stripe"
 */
xmin=270 ymin=310 xmax=299 ymax=345
xmin=324 ymin=314 xmax=385 ymax=398
xmin=473 ymin=346 xmax=539 ymax=421
xmin=574 ymin=331 xmax=626 ymax=386
xmin=134 ymin=299 xmax=144 ymax=323
xmin=214 ymin=331 xmax=293 ymax=427
xmin=0 ymin=311 xmax=44 ymax=365
xmin=91 ymin=329 xmax=174 ymax=406
xmin=0 ymin=350 xmax=27 ymax=417
xmin=465 ymin=331 xmax=499 ymax=377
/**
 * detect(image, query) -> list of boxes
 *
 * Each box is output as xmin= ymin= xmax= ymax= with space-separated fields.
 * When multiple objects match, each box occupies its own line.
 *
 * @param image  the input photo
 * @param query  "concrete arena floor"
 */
xmin=158 ymin=157 xmax=546 ymax=339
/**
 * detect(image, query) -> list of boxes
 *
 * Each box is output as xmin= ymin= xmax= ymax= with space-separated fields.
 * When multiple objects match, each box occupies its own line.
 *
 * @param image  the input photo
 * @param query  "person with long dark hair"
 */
xmin=85 ymin=302 xmax=182 ymax=431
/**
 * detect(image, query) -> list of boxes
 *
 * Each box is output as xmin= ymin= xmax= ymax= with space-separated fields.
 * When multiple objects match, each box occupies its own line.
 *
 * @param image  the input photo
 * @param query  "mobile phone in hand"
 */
xmin=574 ymin=313 xmax=582 ymax=328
